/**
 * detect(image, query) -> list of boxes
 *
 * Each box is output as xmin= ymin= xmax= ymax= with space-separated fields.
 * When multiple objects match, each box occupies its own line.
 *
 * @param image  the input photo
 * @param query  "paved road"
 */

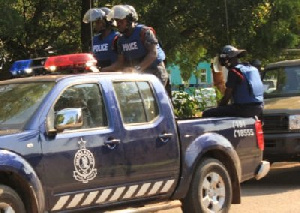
xmin=231 ymin=162 xmax=300 ymax=213
xmin=159 ymin=162 xmax=300 ymax=213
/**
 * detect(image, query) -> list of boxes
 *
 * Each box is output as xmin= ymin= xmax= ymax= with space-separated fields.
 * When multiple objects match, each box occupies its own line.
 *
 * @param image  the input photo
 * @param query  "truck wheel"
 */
xmin=0 ymin=185 xmax=26 ymax=213
xmin=182 ymin=158 xmax=232 ymax=213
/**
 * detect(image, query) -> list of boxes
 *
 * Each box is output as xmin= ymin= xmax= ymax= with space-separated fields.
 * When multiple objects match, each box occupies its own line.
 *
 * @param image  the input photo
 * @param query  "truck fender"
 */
xmin=173 ymin=132 xmax=241 ymax=203
xmin=0 ymin=150 xmax=45 ymax=213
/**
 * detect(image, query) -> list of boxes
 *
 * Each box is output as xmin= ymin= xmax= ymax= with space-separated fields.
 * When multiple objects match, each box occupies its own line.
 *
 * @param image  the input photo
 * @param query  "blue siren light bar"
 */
xmin=10 ymin=59 xmax=33 ymax=76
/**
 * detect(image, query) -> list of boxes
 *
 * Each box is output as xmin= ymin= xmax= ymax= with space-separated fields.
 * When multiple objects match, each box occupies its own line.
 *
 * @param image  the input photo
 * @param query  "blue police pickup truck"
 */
xmin=0 ymin=72 xmax=269 ymax=213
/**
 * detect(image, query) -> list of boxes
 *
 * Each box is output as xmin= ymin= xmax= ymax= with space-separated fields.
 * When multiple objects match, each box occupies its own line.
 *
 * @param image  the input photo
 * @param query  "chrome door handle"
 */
xmin=158 ymin=133 xmax=173 ymax=143
xmin=104 ymin=138 xmax=120 ymax=149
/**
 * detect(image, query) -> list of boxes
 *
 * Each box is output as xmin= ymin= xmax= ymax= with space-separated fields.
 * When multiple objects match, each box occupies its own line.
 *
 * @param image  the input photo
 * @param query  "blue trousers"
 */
xmin=202 ymin=104 xmax=263 ymax=119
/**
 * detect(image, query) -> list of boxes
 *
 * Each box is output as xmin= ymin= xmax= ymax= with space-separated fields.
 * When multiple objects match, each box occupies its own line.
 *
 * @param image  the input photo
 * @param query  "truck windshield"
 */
xmin=262 ymin=66 xmax=300 ymax=98
xmin=0 ymin=82 xmax=55 ymax=131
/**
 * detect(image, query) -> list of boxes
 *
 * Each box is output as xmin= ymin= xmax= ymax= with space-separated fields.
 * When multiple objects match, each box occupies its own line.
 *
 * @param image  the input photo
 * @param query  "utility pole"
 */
xmin=224 ymin=0 xmax=229 ymax=44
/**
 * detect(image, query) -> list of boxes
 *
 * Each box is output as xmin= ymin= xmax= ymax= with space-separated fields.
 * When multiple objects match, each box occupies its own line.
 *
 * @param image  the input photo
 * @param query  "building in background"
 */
xmin=168 ymin=61 xmax=213 ymax=91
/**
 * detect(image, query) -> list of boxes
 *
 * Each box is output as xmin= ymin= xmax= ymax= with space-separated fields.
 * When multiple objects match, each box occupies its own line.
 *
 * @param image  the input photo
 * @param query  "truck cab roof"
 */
xmin=0 ymin=72 xmax=154 ymax=84
xmin=265 ymin=59 xmax=300 ymax=70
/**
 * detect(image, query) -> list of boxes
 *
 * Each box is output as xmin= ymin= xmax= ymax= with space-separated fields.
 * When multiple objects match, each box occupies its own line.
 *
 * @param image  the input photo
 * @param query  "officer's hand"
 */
xmin=123 ymin=67 xmax=135 ymax=73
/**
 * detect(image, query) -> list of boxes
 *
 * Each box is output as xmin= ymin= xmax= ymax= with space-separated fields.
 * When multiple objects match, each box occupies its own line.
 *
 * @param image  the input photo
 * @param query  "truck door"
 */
xmin=42 ymin=83 xmax=126 ymax=212
xmin=113 ymin=81 xmax=180 ymax=199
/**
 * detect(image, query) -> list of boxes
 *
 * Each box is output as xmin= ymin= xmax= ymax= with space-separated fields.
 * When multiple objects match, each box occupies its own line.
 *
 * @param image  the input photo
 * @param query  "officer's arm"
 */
xmin=138 ymin=43 xmax=157 ymax=71
xmin=218 ymin=69 xmax=240 ymax=106
xmin=218 ymin=87 xmax=232 ymax=106
xmin=137 ymin=29 xmax=157 ymax=71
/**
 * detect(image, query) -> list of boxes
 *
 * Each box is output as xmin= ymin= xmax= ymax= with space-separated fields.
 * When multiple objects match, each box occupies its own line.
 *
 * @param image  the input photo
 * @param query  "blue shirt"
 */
xmin=226 ymin=64 xmax=264 ymax=104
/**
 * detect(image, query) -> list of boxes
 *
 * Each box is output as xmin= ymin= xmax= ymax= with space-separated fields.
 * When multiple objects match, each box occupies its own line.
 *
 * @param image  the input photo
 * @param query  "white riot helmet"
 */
xmin=83 ymin=7 xmax=112 ymax=24
xmin=107 ymin=5 xmax=138 ymax=22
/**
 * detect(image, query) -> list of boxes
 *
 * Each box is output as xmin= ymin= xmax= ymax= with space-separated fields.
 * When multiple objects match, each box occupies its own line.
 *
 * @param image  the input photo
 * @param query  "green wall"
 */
xmin=168 ymin=61 xmax=213 ymax=89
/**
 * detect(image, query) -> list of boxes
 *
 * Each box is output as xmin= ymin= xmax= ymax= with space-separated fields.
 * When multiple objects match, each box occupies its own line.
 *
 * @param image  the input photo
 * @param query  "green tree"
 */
xmin=0 ymin=0 xmax=299 ymax=80
xmin=0 ymin=0 xmax=83 ymax=79
xmin=108 ymin=0 xmax=299 ymax=80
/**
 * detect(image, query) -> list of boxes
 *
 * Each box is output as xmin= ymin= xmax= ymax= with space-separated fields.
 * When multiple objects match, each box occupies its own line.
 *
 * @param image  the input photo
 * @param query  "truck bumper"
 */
xmin=264 ymin=133 xmax=300 ymax=161
xmin=255 ymin=161 xmax=270 ymax=180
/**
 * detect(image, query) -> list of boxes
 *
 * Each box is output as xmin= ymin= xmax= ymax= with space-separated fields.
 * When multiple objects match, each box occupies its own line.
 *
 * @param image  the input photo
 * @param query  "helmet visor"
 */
xmin=107 ymin=5 xmax=131 ymax=21
xmin=83 ymin=9 xmax=105 ymax=23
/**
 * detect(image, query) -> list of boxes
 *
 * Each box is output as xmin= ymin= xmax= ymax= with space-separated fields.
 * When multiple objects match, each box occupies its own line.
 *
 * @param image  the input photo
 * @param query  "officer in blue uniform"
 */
xmin=202 ymin=45 xmax=264 ymax=118
xmin=102 ymin=5 xmax=169 ymax=90
xmin=83 ymin=7 xmax=119 ymax=68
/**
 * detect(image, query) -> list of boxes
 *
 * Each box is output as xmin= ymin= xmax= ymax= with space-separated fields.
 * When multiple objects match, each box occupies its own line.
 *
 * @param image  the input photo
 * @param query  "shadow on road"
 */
xmin=240 ymin=162 xmax=300 ymax=196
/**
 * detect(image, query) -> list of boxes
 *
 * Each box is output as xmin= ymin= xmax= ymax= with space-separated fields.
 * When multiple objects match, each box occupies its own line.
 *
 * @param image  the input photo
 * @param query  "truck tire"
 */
xmin=182 ymin=158 xmax=232 ymax=213
xmin=0 ymin=185 xmax=26 ymax=213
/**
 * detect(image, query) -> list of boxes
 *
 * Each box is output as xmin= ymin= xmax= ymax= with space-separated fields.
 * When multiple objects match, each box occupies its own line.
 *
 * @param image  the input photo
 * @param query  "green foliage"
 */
xmin=112 ymin=0 xmax=300 ymax=78
xmin=214 ymin=87 xmax=223 ymax=104
xmin=0 ymin=0 xmax=81 ymax=69
xmin=172 ymin=43 xmax=207 ymax=81
xmin=172 ymin=90 xmax=200 ymax=118
xmin=172 ymin=87 xmax=219 ymax=118
xmin=0 ymin=0 xmax=299 ymax=80
xmin=0 ymin=0 xmax=23 ymax=38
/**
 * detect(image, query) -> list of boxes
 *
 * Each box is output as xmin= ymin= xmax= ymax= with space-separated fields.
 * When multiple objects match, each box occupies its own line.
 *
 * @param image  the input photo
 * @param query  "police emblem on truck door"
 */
xmin=73 ymin=138 xmax=97 ymax=183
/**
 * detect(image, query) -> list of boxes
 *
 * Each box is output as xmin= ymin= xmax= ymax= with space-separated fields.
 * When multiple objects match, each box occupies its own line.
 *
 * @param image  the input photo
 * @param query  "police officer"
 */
xmin=83 ymin=7 xmax=119 ymax=68
xmin=102 ymin=5 xmax=169 ymax=89
xmin=202 ymin=45 xmax=264 ymax=118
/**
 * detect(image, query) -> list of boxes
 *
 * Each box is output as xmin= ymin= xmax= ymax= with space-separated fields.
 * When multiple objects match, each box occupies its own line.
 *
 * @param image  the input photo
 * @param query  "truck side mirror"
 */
xmin=46 ymin=107 xmax=83 ymax=136
xmin=54 ymin=108 xmax=83 ymax=132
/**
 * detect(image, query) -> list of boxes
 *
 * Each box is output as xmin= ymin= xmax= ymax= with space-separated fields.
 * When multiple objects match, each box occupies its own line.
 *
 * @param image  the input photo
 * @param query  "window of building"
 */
xmin=198 ymin=68 xmax=207 ymax=83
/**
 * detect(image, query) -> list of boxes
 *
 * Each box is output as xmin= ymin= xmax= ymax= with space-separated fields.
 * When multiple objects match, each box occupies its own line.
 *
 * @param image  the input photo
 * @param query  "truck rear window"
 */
xmin=0 ymin=82 xmax=55 ymax=130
